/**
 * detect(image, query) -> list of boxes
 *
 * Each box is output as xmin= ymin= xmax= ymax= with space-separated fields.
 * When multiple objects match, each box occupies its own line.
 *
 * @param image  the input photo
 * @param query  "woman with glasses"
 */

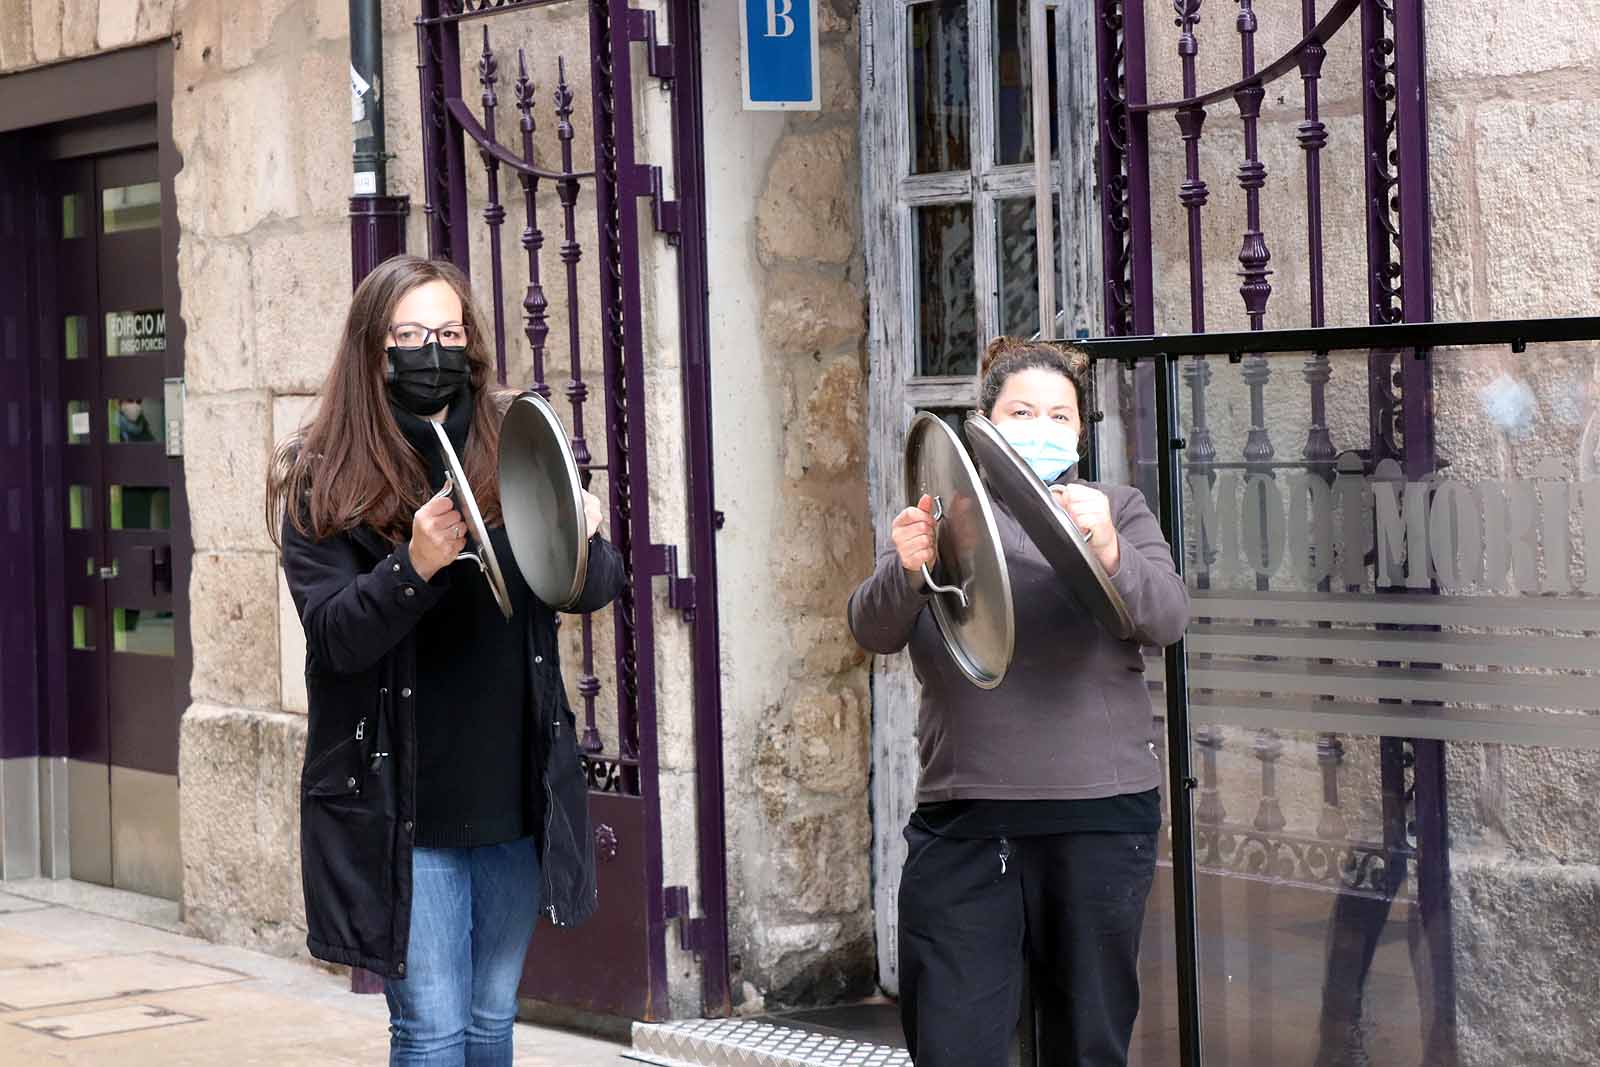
xmin=267 ymin=255 xmax=622 ymax=1066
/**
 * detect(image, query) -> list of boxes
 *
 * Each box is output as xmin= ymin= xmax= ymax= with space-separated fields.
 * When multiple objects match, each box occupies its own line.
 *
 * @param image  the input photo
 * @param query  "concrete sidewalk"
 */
xmin=0 ymin=879 xmax=629 ymax=1065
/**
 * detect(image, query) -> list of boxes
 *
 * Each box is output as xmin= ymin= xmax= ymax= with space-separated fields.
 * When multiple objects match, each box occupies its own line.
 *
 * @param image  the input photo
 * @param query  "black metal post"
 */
xmin=1153 ymin=352 xmax=1203 ymax=1066
xmin=350 ymin=0 xmax=408 ymax=286
xmin=348 ymin=1 xmax=403 ymax=997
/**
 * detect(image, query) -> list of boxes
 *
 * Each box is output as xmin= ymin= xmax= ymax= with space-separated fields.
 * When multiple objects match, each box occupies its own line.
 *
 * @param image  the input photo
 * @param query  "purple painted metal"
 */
xmin=652 ymin=0 xmax=733 ymax=1014
xmin=349 ymin=196 xmax=409 ymax=288
xmin=1174 ymin=0 xmax=1207 ymax=336
xmin=515 ymin=50 xmax=552 ymax=403
xmin=475 ymin=28 xmax=510 ymax=381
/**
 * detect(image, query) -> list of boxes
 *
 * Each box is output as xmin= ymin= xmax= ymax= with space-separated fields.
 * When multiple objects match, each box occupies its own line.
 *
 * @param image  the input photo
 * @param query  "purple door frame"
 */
xmin=412 ymin=0 xmax=730 ymax=1021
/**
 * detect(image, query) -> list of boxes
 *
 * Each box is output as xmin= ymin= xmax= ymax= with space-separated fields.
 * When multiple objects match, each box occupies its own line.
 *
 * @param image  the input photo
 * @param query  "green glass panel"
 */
xmin=107 ymin=396 xmax=164 ymax=445
xmin=109 ymin=485 xmax=171 ymax=531
xmin=72 ymin=605 xmax=94 ymax=651
xmin=102 ymin=181 xmax=161 ymax=234
xmin=68 ymin=485 xmax=91 ymax=530
xmin=65 ymin=315 xmax=87 ymax=361
xmin=114 ymin=608 xmax=176 ymax=657
xmin=63 ymin=194 xmax=86 ymax=239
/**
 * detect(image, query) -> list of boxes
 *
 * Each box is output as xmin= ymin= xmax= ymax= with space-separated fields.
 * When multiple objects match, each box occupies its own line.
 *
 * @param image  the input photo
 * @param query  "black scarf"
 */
xmin=391 ymin=386 xmax=475 ymax=495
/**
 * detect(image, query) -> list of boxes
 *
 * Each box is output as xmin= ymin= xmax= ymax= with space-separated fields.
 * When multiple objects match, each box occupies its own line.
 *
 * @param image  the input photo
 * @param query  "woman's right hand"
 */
xmin=892 ymin=494 xmax=937 ymax=576
xmin=409 ymin=493 xmax=466 ymax=582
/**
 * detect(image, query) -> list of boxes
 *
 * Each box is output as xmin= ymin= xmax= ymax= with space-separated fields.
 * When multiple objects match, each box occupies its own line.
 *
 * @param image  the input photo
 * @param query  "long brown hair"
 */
xmin=267 ymin=255 xmax=504 ymax=547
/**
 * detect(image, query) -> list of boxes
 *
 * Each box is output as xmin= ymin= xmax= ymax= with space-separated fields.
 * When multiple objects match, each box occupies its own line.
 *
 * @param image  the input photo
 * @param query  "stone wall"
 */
xmin=702 ymin=0 xmax=876 ymax=1010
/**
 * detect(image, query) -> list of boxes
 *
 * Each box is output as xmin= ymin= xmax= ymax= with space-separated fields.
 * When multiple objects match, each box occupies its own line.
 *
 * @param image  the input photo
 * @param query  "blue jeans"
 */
xmin=384 ymin=837 xmax=542 ymax=1067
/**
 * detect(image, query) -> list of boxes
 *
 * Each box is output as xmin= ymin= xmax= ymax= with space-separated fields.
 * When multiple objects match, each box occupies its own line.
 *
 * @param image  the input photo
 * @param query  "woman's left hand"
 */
xmin=581 ymin=489 xmax=604 ymax=539
xmin=1050 ymin=483 xmax=1120 ymax=574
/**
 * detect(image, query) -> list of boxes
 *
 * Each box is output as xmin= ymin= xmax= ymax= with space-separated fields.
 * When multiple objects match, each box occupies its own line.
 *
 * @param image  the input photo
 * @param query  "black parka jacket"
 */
xmin=281 ymin=517 xmax=625 ymax=978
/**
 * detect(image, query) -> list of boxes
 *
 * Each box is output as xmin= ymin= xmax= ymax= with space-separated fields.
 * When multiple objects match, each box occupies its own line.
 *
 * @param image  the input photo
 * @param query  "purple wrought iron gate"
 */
xmin=1093 ymin=1 xmax=1457 ymax=1062
xmin=415 ymin=0 xmax=728 ymax=1021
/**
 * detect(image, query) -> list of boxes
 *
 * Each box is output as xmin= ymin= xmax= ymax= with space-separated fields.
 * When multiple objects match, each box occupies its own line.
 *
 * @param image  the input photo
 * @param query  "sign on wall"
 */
xmin=740 ymin=0 xmax=820 ymax=111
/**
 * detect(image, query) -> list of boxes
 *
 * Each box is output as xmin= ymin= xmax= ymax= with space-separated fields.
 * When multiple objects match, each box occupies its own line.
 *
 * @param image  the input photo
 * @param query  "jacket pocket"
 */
xmin=302 ymin=717 xmax=372 ymax=798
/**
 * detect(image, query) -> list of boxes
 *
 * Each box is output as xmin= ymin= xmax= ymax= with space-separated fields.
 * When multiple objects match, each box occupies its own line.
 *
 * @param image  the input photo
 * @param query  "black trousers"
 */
xmin=898 ymin=826 xmax=1158 ymax=1067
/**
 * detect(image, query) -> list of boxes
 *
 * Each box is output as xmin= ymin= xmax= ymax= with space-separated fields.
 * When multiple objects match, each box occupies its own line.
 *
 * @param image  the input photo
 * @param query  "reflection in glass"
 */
xmin=67 ymin=400 xmax=91 ymax=445
xmin=65 ymin=315 xmax=88 ymax=361
xmin=914 ymin=203 xmax=977 ymax=377
xmin=105 ymin=309 xmax=166 ymax=358
xmin=107 ymin=397 xmax=163 ymax=445
xmin=114 ymin=607 xmax=175 ymax=657
xmin=68 ymin=485 xmax=92 ymax=530
xmin=72 ymin=605 xmax=94 ymax=650
xmin=63 ymin=193 xmax=86 ymax=239
xmin=109 ymin=485 xmax=171 ymax=531
xmin=909 ymin=0 xmax=970 ymax=175
xmin=1136 ymin=344 xmax=1600 ymax=1064
xmin=994 ymin=0 xmax=1058 ymax=166
xmin=996 ymin=195 xmax=1064 ymax=338
xmin=102 ymin=181 xmax=161 ymax=233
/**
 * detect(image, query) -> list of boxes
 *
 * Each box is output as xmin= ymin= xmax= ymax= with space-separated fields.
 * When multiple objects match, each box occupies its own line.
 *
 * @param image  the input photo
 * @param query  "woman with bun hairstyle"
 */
xmin=268 ymin=254 xmax=623 ymax=1065
xmin=848 ymin=337 xmax=1190 ymax=1066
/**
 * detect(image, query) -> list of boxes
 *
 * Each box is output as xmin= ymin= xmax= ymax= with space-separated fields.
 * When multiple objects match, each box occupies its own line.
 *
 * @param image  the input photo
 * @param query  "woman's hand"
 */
xmin=892 ymin=494 xmax=938 ymax=576
xmin=410 ymin=493 xmax=466 ymax=582
xmin=581 ymin=489 xmax=604 ymax=539
xmin=1050 ymin=483 xmax=1120 ymax=574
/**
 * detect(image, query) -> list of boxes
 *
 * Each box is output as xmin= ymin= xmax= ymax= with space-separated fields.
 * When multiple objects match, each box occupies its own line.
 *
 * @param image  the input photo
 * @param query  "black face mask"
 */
xmin=386 ymin=341 xmax=471 ymax=416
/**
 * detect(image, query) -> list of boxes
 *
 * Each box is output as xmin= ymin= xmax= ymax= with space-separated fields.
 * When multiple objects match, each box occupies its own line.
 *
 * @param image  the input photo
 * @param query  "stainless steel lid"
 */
xmin=903 ymin=412 xmax=1015 ymax=689
xmin=429 ymin=420 xmax=514 ymax=620
xmin=498 ymin=391 xmax=590 ymax=610
xmin=964 ymin=413 xmax=1135 ymax=640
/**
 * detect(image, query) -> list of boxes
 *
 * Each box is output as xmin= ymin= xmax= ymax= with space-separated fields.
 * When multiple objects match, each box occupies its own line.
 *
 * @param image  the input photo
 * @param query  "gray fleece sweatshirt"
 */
xmin=848 ymin=478 xmax=1190 ymax=803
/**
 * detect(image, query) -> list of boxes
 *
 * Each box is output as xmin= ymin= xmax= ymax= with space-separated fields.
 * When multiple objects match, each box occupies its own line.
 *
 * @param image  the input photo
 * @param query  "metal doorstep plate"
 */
xmin=903 ymin=413 xmax=1015 ymax=689
xmin=965 ymin=413 xmax=1135 ymax=640
xmin=630 ymin=1019 xmax=910 ymax=1067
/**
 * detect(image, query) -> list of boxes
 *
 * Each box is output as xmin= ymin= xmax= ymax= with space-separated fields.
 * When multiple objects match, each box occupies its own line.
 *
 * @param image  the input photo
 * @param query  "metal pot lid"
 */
xmin=498 ymin=391 xmax=590 ymax=610
xmin=903 ymin=412 xmax=1014 ymax=690
xmin=429 ymin=420 xmax=514 ymax=620
xmin=964 ymin=413 xmax=1135 ymax=641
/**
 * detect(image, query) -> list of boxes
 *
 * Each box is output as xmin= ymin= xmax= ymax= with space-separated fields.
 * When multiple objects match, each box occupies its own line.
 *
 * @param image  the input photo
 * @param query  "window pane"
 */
xmin=107 ymin=396 xmax=164 ymax=445
xmin=102 ymin=181 xmax=161 ymax=234
xmin=114 ymin=608 xmax=175 ymax=657
xmin=109 ymin=486 xmax=171 ymax=531
xmin=994 ymin=0 xmax=1059 ymax=166
xmin=996 ymin=194 xmax=1065 ymax=338
xmin=105 ymin=309 xmax=166 ymax=358
xmin=915 ymin=203 xmax=978 ymax=377
xmin=68 ymin=485 xmax=92 ymax=530
xmin=65 ymin=315 xmax=88 ymax=361
xmin=62 ymin=194 xmax=86 ymax=239
xmin=909 ymin=0 xmax=971 ymax=175
xmin=72 ymin=605 xmax=95 ymax=651
xmin=67 ymin=400 xmax=91 ymax=445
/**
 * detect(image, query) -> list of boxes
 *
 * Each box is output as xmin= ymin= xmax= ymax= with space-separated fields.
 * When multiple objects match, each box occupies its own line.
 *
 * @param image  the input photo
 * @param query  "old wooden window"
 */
xmin=860 ymin=0 xmax=1102 ymax=992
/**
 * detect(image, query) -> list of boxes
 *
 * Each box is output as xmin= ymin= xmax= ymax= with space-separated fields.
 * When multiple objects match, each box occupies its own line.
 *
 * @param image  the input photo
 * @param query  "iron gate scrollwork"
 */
xmin=1090 ymin=1 xmax=1456 ymax=1063
xmin=415 ymin=0 xmax=728 ymax=1021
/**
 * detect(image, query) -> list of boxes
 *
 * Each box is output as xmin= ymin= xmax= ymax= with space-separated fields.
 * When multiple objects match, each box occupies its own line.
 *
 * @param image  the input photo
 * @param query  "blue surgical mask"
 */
xmin=996 ymin=418 xmax=1080 ymax=484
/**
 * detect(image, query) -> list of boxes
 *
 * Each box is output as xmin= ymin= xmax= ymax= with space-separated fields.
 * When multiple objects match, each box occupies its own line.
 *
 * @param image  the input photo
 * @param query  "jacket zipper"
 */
xmin=542 ymin=712 xmax=559 ymax=922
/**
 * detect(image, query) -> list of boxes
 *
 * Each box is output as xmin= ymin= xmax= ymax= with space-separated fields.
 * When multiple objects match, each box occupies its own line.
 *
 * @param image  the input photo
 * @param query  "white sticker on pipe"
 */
xmin=351 ymin=65 xmax=372 ymax=122
xmin=353 ymin=172 xmax=377 ymax=196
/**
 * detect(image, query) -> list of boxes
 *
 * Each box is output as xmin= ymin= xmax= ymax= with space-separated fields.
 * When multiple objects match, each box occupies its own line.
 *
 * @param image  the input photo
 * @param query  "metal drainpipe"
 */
xmin=347 ymin=0 xmax=405 ymax=997
xmin=349 ymin=0 xmax=409 ymax=289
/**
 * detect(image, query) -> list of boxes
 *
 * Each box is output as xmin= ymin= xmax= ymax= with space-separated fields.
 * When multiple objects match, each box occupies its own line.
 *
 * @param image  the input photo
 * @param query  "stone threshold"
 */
xmin=627 ymin=1018 xmax=909 ymax=1067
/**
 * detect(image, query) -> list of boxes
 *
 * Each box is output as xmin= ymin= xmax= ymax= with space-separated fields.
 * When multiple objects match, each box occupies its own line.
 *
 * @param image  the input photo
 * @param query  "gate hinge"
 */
xmin=633 ymin=164 xmax=681 ymax=238
xmin=626 ymin=8 xmax=676 ymax=82
xmin=643 ymin=542 xmax=696 ymax=621
xmin=663 ymin=884 xmax=708 ymax=954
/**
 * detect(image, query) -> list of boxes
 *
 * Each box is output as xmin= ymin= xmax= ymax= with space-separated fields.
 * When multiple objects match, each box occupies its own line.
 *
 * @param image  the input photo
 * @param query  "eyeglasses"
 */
xmin=389 ymin=322 xmax=469 ymax=350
